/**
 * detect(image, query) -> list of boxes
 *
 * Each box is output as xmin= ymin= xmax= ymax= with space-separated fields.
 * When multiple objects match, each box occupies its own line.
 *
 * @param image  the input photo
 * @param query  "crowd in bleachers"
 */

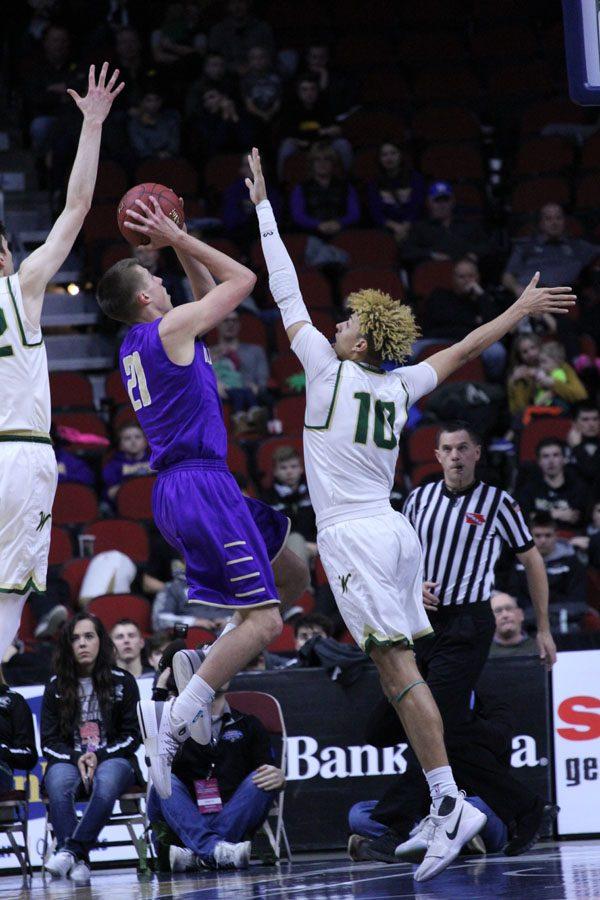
xmin=1 ymin=0 xmax=599 ymax=686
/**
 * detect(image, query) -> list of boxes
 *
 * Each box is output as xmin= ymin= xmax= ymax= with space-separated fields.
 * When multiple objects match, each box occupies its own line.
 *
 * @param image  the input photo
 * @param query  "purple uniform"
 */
xmin=119 ymin=319 xmax=288 ymax=608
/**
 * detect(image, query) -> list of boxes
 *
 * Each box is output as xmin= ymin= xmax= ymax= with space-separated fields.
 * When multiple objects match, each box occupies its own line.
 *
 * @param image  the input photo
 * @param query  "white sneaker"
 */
xmin=395 ymin=814 xmax=436 ymax=862
xmin=69 ymin=859 xmax=91 ymax=884
xmin=45 ymin=849 xmax=75 ymax=878
xmin=169 ymin=845 xmax=198 ymax=872
xmin=136 ymin=699 xmax=189 ymax=799
xmin=414 ymin=793 xmax=487 ymax=883
xmin=213 ymin=840 xmax=251 ymax=869
xmin=171 ymin=650 xmax=212 ymax=746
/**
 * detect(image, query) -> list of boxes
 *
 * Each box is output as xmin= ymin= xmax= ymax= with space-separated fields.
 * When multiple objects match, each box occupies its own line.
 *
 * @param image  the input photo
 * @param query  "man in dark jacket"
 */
xmin=0 ymin=674 xmax=37 ymax=793
xmin=148 ymin=680 xmax=283 ymax=871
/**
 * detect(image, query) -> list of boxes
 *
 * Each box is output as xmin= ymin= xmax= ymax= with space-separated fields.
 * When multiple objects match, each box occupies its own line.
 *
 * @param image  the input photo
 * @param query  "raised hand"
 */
xmin=125 ymin=196 xmax=183 ymax=249
xmin=245 ymin=146 xmax=267 ymax=206
xmin=516 ymin=271 xmax=576 ymax=319
xmin=67 ymin=62 xmax=125 ymax=125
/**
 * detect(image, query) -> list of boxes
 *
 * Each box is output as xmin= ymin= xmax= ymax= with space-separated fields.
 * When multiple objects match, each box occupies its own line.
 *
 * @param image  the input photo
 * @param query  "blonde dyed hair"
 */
xmin=348 ymin=289 xmax=420 ymax=362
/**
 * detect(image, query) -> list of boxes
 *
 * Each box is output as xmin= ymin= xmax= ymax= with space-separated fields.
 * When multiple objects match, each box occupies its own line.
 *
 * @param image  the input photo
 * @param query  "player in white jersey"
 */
xmin=0 ymin=64 xmax=123 ymax=659
xmin=246 ymin=148 xmax=575 ymax=881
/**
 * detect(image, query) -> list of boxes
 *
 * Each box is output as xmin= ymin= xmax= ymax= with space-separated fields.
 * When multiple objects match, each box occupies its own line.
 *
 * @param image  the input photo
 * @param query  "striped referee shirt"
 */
xmin=403 ymin=479 xmax=534 ymax=606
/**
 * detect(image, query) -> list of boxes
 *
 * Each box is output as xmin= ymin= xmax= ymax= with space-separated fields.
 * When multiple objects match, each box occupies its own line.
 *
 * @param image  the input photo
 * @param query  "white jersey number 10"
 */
xmin=353 ymin=392 xmax=397 ymax=449
xmin=123 ymin=351 xmax=152 ymax=411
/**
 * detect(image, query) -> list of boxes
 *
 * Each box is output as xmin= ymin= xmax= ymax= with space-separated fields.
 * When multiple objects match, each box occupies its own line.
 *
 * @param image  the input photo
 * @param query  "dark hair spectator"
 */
xmin=0 ymin=666 xmax=38 ymax=793
xmin=110 ymin=619 xmax=153 ymax=679
xmin=102 ymin=423 xmax=152 ymax=505
xmin=302 ymin=43 xmax=354 ymax=117
xmin=240 ymin=45 xmax=282 ymax=145
xmin=567 ymin=402 xmax=600 ymax=488
xmin=293 ymin=613 xmax=333 ymax=650
xmin=367 ymin=142 xmax=425 ymax=244
xmin=208 ymin=0 xmax=274 ymax=76
xmin=128 ymin=85 xmax=181 ymax=160
xmin=289 ymin=142 xmax=360 ymax=237
xmin=261 ymin=446 xmax=317 ymax=566
xmin=516 ymin=439 xmax=587 ymax=527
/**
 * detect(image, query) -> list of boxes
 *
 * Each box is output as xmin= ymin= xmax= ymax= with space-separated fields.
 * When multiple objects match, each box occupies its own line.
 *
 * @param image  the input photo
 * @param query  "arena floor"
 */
xmin=1 ymin=841 xmax=598 ymax=900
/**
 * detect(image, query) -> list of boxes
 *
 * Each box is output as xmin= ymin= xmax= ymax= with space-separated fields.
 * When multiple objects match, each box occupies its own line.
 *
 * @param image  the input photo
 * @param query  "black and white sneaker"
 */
xmin=171 ymin=649 xmax=212 ymax=745
xmin=414 ymin=793 xmax=487 ymax=882
xmin=136 ymin=699 xmax=189 ymax=799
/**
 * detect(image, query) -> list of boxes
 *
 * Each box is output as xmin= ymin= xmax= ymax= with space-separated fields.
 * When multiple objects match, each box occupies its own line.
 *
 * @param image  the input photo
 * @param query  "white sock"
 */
xmin=424 ymin=766 xmax=459 ymax=812
xmin=171 ymin=674 xmax=215 ymax=724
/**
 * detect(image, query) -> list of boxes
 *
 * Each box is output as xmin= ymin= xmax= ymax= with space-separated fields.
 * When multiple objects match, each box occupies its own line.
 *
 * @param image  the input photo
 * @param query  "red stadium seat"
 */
xmin=88 ymin=594 xmax=151 ymax=636
xmin=453 ymin=183 xmax=485 ymax=216
xmin=511 ymin=177 xmax=571 ymax=215
xmin=116 ymin=476 xmax=156 ymax=521
xmin=358 ymin=71 xmax=409 ymax=105
xmin=101 ymin=243 xmax=130 ymax=272
xmin=471 ymin=25 xmax=537 ymax=60
xmin=250 ymin=234 xmax=308 ymax=272
xmin=516 ymin=138 xmax=575 ymax=177
xmin=518 ymin=418 xmax=573 ymax=463
xmin=62 ymin=558 xmax=90 ymax=606
xmin=408 ymin=425 xmax=439 ymax=464
xmin=112 ymin=405 xmax=139 ymax=431
xmin=271 ymin=353 xmax=303 ymax=390
xmin=314 ymin=556 xmax=328 ymax=587
xmin=580 ymin=133 xmax=600 ymax=171
xmin=340 ymin=269 xmax=405 ymax=301
xmin=267 ymin=623 xmax=296 ymax=653
xmin=227 ymin=441 xmax=249 ymax=480
xmin=333 ymin=230 xmax=397 ymax=268
xmin=410 ymin=461 xmax=442 ymax=487
xmin=398 ymin=32 xmax=467 ymax=67
xmin=256 ymin=437 xmax=304 ymax=487
xmin=298 ymin=271 xmax=332 ymax=307
xmin=343 ymin=112 xmax=405 ymax=148
xmin=575 ymin=174 xmax=600 ymax=211
xmin=421 ymin=143 xmax=484 ymax=182
xmin=352 ymin=147 xmax=380 ymax=182
xmin=412 ymin=106 xmax=480 ymax=144
xmin=52 ymin=483 xmax=99 ymax=526
xmin=238 ymin=313 xmax=267 ymax=346
xmin=49 ymin=373 xmax=94 ymax=409
xmin=413 ymin=69 xmax=481 ymax=104
xmin=295 ymin=591 xmax=315 ymax=614
xmin=94 ymin=160 xmax=128 ymax=201
xmin=489 ymin=62 xmax=554 ymax=101
xmin=82 ymin=203 xmax=120 ymax=244
xmin=275 ymin=396 xmax=305 ymax=435
xmin=185 ymin=627 xmax=217 ymax=648
xmin=48 ymin=526 xmax=73 ymax=566
xmin=414 ymin=342 xmax=450 ymax=362
xmin=203 ymin=153 xmax=242 ymax=194
xmin=105 ymin=370 xmax=129 ymax=407
xmin=18 ymin=603 xmax=35 ymax=645
xmin=53 ymin=412 xmax=109 ymax=443
xmin=134 ymin=158 xmax=199 ymax=197
xmin=86 ymin=519 xmax=149 ymax=563
xmin=281 ymin=151 xmax=310 ymax=185
xmin=445 ymin=357 xmax=485 ymax=384
xmin=521 ymin=99 xmax=587 ymax=136
xmin=335 ymin=35 xmax=394 ymax=68
xmin=412 ymin=261 xmax=455 ymax=297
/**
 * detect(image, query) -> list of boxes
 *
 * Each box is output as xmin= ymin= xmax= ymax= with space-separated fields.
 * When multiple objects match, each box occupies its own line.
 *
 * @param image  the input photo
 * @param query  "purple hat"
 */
xmin=428 ymin=181 xmax=453 ymax=199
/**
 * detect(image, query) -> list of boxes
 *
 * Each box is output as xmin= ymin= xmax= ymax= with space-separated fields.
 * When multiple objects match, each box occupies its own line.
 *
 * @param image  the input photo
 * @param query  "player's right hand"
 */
xmin=245 ymin=146 xmax=267 ymax=205
xmin=124 ymin=196 xmax=183 ymax=249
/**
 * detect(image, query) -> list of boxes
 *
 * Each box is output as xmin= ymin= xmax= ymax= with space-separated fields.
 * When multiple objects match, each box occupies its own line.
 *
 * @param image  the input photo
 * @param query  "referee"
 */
xmin=375 ymin=421 xmax=557 ymax=858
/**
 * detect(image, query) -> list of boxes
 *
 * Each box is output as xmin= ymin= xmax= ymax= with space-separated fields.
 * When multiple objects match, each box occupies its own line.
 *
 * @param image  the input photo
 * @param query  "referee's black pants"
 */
xmin=371 ymin=601 xmax=538 ymax=837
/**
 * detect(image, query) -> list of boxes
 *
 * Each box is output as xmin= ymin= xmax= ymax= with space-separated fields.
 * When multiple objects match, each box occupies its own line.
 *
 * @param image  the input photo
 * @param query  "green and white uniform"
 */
xmin=0 ymin=274 xmax=57 ymax=608
xmin=292 ymin=323 xmax=437 ymax=650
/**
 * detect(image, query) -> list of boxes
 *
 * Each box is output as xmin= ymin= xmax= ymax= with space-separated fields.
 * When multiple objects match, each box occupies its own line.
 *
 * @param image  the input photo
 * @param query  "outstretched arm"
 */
xmin=124 ymin=197 xmax=256 ymax=364
xmin=246 ymin=147 xmax=311 ymax=344
xmin=426 ymin=272 xmax=576 ymax=384
xmin=19 ymin=63 xmax=124 ymax=323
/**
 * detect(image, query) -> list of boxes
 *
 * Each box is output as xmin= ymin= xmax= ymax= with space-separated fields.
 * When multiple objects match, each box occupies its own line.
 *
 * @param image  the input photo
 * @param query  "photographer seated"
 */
xmin=41 ymin=613 xmax=142 ymax=885
xmin=0 ymin=665 xmax=37 ymax=795
xmin=147 ymin=676 xmax=284 ymax=872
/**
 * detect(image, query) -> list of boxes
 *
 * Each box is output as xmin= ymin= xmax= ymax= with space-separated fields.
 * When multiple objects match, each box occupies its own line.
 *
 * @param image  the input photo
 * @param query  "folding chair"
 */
xmin=225 ymin=691 xmax=292 ymax=860
xmin=0 ymin=783 xmax=32 ymax=878
xmin=41 ymin=784 xmax=152 ymax=874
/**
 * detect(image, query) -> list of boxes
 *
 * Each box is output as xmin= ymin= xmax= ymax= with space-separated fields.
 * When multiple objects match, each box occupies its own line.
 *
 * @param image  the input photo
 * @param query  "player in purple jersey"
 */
xmin=96 ymin=198 xmax=308 ymax=803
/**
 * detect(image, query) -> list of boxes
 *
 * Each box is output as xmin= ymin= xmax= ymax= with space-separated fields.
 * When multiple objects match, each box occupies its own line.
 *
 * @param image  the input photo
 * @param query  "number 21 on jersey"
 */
xmin=123 ymin=351 xmax=152 ymax=411
xmin=353 ymin=392 xmax=397 ymax=449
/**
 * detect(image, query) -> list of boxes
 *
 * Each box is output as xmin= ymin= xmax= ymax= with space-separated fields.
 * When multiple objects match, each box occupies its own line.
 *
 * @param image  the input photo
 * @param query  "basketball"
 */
xmin=117 ymin=183 xmax=184 ymax=246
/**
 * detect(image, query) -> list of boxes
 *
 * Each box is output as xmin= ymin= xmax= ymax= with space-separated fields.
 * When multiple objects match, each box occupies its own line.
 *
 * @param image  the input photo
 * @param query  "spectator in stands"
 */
xmin=241 ymin=45 xmax=282 ymax=144
xmin=294 ymin=613 xmax=333 ymax=650
xmin=488 ymin=593 xmax=537 ymax=657
xmin=402 ymin=181 xmax=490 ymax=267
xmin=502 ymin=203 xmax=599 ymax=299
xmin=571 ymin=499 xmax=600 ymax=568
xmin=261 ymin=446 xmax=317 ymax=565
xmin=410 ymin=257 xmax=505 ymax=379
xmin=506 ymin=334 xmax=543 ymax=422
xmin=0 ymin=666 xmax=38 ymax=792
xmin=152 ymin=560 xmax=229 ymax=633
xmin=516 ymin=438 xmax=588 ymax=527
xmin=222 ymin=153 xmax=282 ymax=251
xmin=133 ymin=244 xmax=187 ymax=306
xmin=185 ymin=84 xmax=250 ymax=163
xmin=112 ymin=27 xmax=153 ymax=112
xmin=302 ymin=43 xmax=354 ymax=118
xmin=505 ymin=513 xmax=587 ymax=632
xmin=567 ymin=401 xmax=600 ymax=488
xmin=102 ymin=423 xmax=153 ymax=504
xmin=211 ymin=310 xmax=271 ymax=431
xmin=128 ymin=84 xmax=181 ymax=160
xmin=277 ymin=76 xmax=353 ymax=179
xmin=151 ymin=1 xmax=207 ymax=72
xmin=53 ymin=426 xmax=94 ymax=487
xmin=148 ymin=678 xmax=283 ymax=871
xmin=185 ymin=52 xmax=239 ymax=121
xmin=209 ymin=0 xmax=274 ymax=76
xmin=110 ymin=619 xmax=153 ymax=679
xmin=530 ymin=341 xmax=587 ymax=412
xmin=146 ymin=631 xmax=172 ymax=671
xmin=289 ymin=142 xmax=360 ymax=237
xmin=42 ymin=613 xmax=141 ymax=884
xmin=367 ymin=142 xmax=425 ymax=245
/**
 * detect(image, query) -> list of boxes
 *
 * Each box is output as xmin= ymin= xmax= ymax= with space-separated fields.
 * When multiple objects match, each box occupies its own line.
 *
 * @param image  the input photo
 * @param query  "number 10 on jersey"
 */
xmin=353 ymin=392 xmax=397 ymax=449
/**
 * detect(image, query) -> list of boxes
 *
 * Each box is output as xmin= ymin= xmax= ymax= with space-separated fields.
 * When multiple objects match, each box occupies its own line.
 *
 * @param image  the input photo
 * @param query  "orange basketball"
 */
xmin=117 ymin=182 xmax=184 ymax=246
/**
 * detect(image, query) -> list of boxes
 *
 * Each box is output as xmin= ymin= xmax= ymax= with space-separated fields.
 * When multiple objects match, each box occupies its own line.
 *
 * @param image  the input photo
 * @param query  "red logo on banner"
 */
xmin=557 ymin=695 xmax=600 ymax=741
xmin=465 ymin=512 xmax=486 ymax=526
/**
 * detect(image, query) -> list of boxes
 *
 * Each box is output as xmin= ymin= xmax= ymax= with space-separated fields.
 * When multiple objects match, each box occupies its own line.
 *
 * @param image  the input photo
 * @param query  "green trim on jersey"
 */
xmin=396 ymin=376 xmax=410 ymax=422
xmin=0 ymin=575 xmax=45 ymax=595
xmin=304 ymin=362 xmax=343 ymax=430
xmin=0 ymin=434 xmax=52 ymax=445
xmin=7 ymin=277 xmax=44 ymax=348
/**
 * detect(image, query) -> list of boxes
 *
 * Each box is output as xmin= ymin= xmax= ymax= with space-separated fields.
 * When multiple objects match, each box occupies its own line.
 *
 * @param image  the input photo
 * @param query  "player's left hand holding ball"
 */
xmin=125 ymin=196 xmax=185 ymax=249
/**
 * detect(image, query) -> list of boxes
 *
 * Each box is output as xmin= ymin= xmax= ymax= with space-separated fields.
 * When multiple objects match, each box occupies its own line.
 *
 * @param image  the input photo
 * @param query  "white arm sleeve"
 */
xmin=256 ymin=199 xmax=312 ymax=330
xmin=392 ymin=362 xmax=438 ymax=407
